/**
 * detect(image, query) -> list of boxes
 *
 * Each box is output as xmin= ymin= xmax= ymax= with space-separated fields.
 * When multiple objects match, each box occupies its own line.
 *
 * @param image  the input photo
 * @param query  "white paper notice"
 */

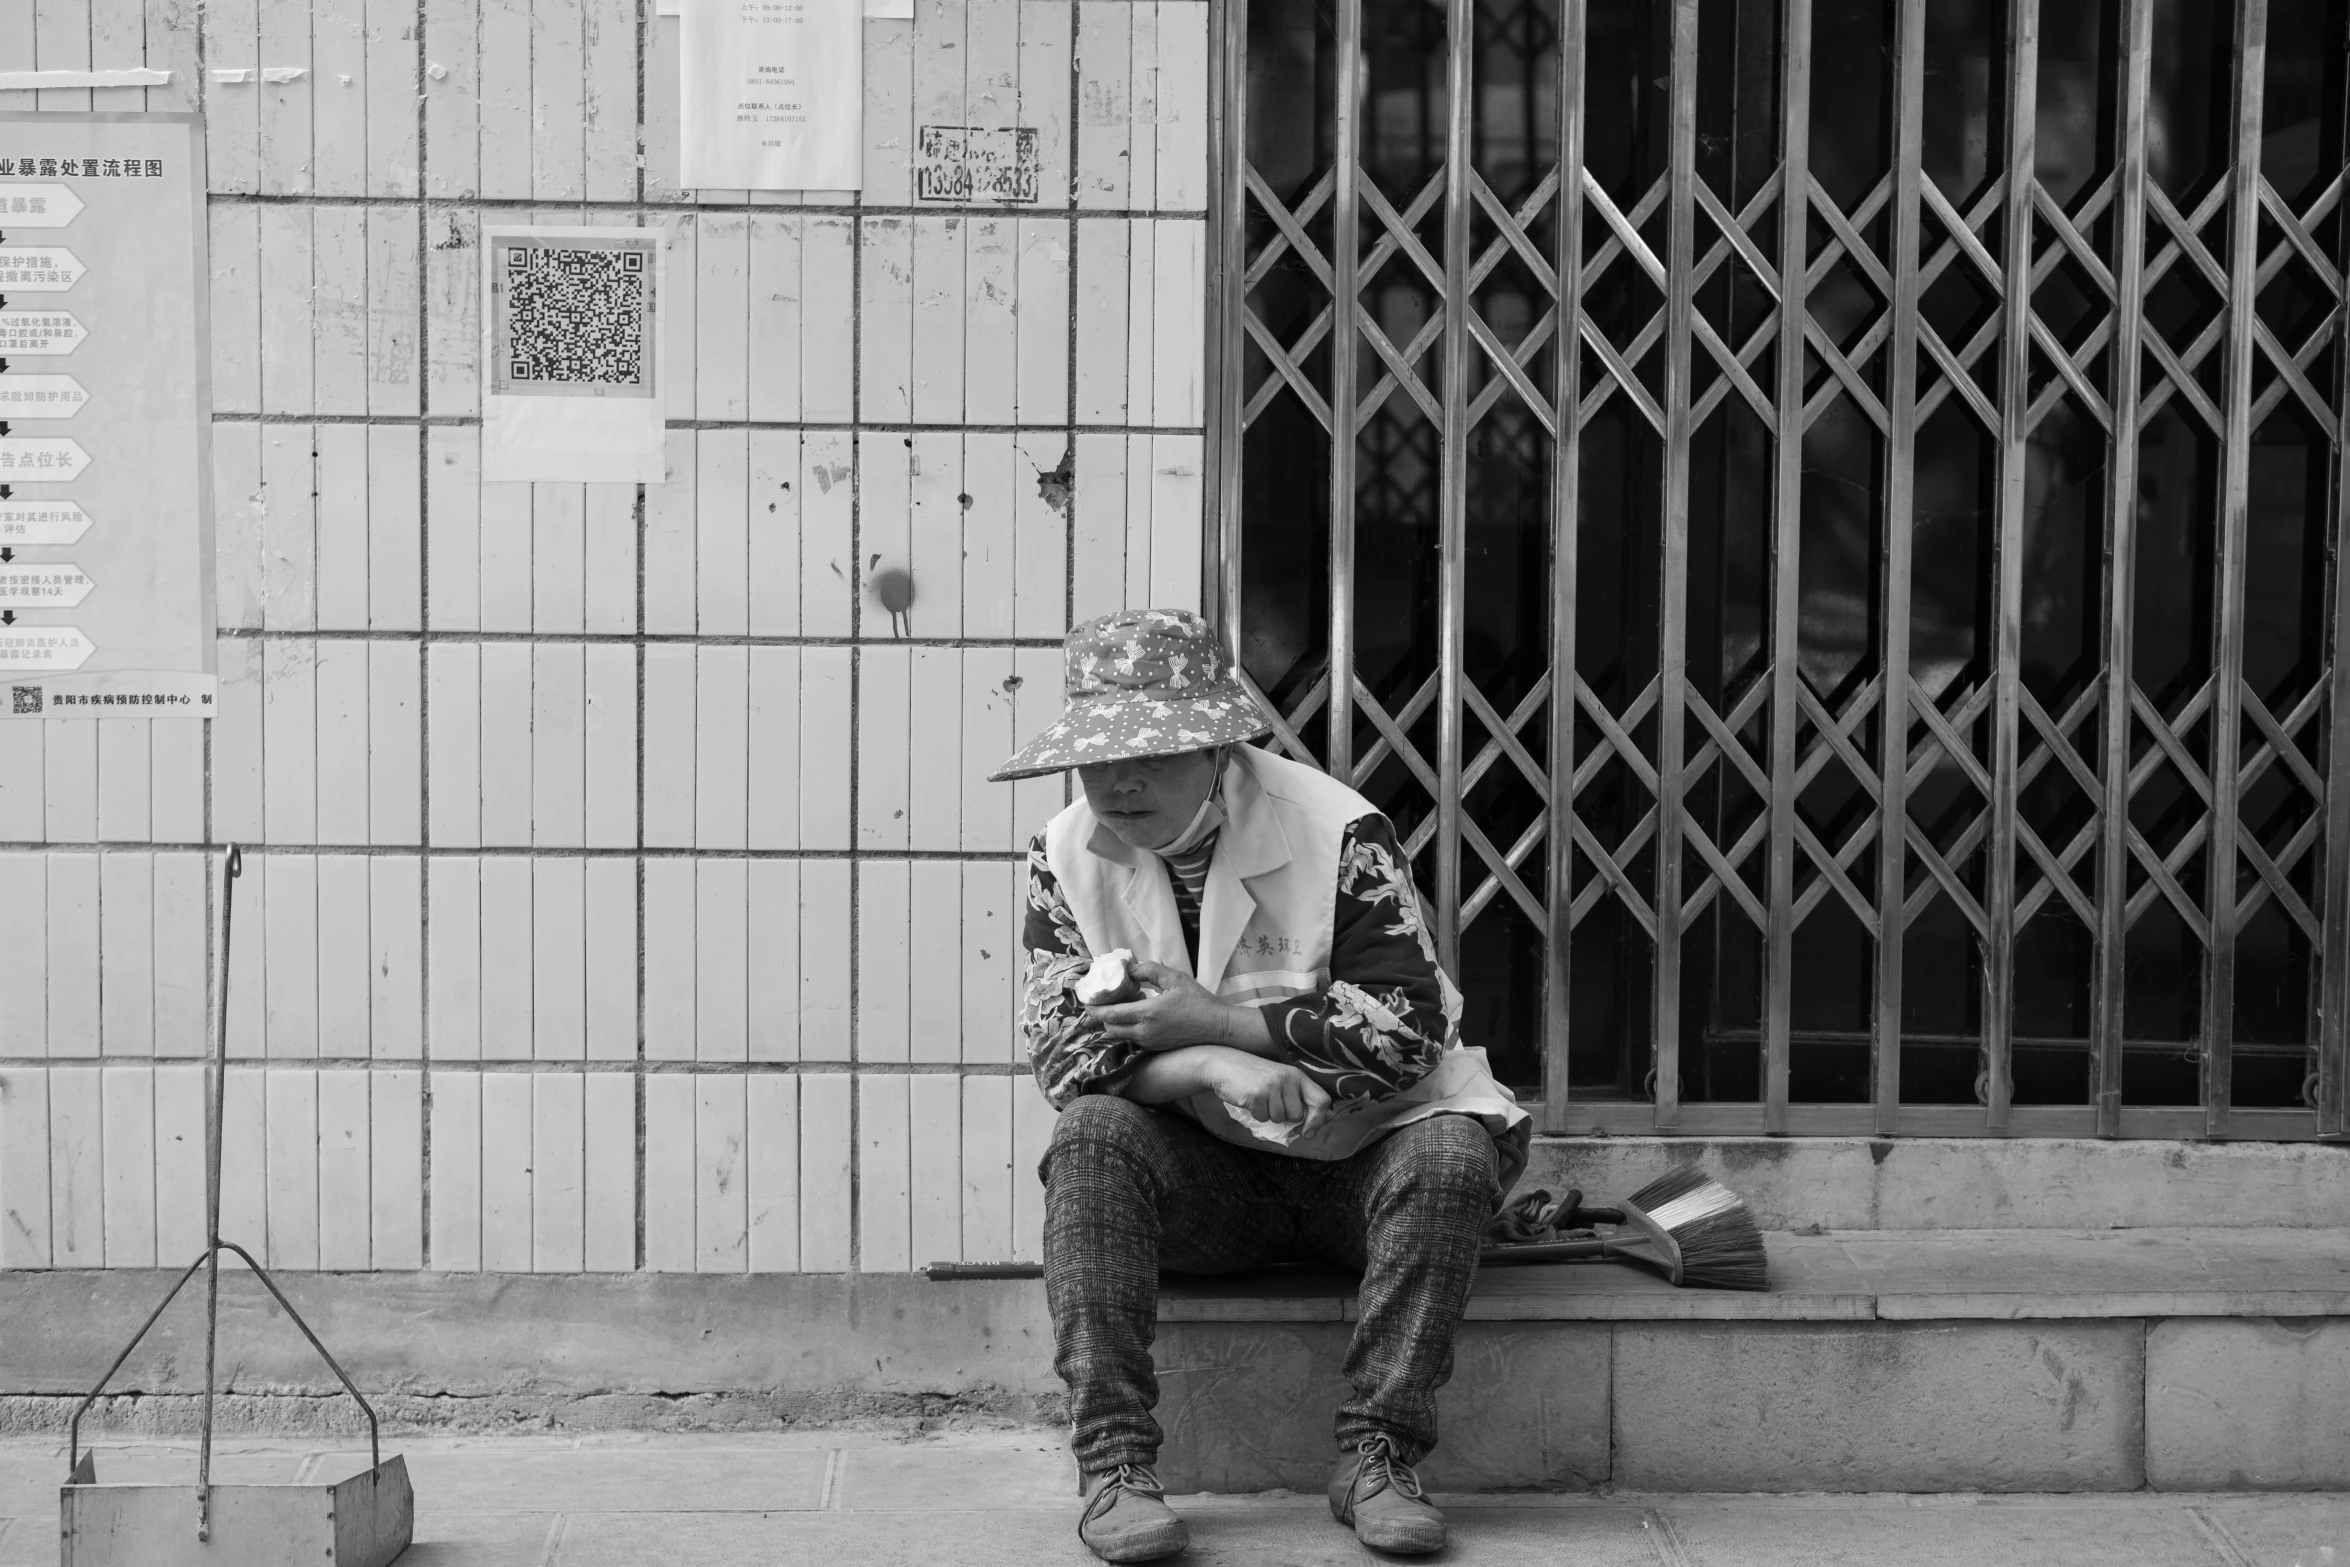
xmin=481 ymin=226 xmax=666 ymax=486
xmin=660 ymin=0 xmax=904 ymax=18
xmin=679 ymin=0 xmax=863 ymax=191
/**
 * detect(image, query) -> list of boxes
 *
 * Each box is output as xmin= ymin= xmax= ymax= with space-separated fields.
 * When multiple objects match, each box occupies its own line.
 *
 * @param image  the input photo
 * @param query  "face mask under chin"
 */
xmin=1151 ymin=750 xmax=1229 ymax=856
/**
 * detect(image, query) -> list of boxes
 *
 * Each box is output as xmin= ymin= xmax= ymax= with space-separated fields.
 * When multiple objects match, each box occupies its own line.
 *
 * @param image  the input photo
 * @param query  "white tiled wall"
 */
xmin=0 ymin=0 xmax=1210 ymax=1274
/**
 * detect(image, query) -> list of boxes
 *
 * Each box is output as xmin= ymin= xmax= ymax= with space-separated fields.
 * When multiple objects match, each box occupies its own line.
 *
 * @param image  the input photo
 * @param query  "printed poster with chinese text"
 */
xmin=0 ymin=114 xmax=217 ymax=720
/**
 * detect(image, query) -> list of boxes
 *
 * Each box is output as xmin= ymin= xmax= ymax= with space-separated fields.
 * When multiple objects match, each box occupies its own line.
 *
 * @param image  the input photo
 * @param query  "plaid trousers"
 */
xmin=1040 ymin=1093 xmax=1500 ymax=1474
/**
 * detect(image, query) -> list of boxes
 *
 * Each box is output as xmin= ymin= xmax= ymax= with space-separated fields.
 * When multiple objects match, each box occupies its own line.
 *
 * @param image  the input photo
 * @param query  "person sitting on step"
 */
xmin=992 ymin=608 xmax=1531 ymax=1563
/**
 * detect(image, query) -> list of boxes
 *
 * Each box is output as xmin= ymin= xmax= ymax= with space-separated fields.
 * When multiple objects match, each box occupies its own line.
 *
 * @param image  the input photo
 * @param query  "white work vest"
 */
xmin=1043 ymin=746 xmax=1528 ymax=1162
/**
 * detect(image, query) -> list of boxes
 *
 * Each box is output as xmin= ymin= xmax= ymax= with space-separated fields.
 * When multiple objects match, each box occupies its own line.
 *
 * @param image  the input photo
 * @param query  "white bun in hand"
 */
xmin=1225 ymin=1103 xmax=1305 ymax=1146
xmin=1074 ymin=948 xmax=1146 ymax=1006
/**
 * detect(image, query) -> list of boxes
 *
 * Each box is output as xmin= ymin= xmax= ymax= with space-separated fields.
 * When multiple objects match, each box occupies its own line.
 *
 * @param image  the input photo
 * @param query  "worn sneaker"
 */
xmin=1078 ymin=1462 xmax=1188 ymax=1562
xmin=1327 ymin=1434 xmax=1446 ymax=1554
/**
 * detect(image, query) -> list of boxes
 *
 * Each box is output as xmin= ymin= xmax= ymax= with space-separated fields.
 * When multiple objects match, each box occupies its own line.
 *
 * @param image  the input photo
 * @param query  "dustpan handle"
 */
xmin=64 ymin=848 xmax=242 ymax=1485
xmin=214 ymin=1240 xmax=382 ymax=1475
xmin=206 ymin=847 xmax=238 ymax=1272
xmin=65 ymin=848 xmax=383 ymax=1535
xmin=198 ymin=844 xmax=241 ymax=1535
xmin=66 ymin=1249 xmax=212 ymax=1473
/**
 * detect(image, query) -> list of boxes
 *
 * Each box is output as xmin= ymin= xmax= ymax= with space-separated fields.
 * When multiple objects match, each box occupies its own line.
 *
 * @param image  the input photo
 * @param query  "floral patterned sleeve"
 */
xmin=1262 ymin=814 xmax=1461 ymax=1104
xmin=1020 ymin=832 xmax=1143 ymax=1109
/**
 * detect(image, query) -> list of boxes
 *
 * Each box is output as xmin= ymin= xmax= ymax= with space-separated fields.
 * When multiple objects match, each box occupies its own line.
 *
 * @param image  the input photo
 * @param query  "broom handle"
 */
xmin=927 ymin=1236 xmax=1643 ymax=1280
xmin=1477 ymin=1237 xmax=1623 ymax=1266
xmin=927 ymin=1238 xmax=1645 ymax=1282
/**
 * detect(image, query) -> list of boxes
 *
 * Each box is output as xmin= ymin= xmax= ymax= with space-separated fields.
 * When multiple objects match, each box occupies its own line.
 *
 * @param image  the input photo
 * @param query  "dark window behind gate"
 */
xmin=1202 ymin=0 xmax=2350 ymax=1137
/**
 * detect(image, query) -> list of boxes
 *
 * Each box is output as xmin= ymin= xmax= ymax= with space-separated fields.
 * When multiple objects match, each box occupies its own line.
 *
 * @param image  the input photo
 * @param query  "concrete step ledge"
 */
xmin=1164 ymin=1227 xmax=2350 ymax=1323
xmin=1518 ymin=1136 xmax=2350 ymax=1230
xmin=1154 ymin=1312 xmax=2350 ymax=1493
xmin=1152 ymin=1227 xmax=2350 ymax=1493
xmin=8 ymin=1232 xmax=2348 ymax=1494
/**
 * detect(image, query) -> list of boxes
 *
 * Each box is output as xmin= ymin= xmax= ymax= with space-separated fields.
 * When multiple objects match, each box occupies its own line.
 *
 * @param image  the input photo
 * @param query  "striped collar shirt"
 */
xmin=1156 ymin=830 xmax=1219 ymax=965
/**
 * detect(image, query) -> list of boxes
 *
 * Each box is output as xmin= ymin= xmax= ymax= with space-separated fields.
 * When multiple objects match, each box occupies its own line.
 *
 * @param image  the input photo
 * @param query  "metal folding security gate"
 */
xmin=1203 ymin=0 xmax=2350 ymax=1137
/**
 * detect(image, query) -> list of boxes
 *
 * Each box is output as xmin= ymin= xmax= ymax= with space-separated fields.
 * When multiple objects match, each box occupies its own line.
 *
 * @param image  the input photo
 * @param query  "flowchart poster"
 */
xmin=0 ymin=113 xmax=217 ymax=719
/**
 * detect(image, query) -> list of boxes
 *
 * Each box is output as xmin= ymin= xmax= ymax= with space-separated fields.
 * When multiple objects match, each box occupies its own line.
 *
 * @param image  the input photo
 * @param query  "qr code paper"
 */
xmin=12 ymin=685 xmax=43 ymax=715
xmin=491 ymin=238 xmax=659 ymax=400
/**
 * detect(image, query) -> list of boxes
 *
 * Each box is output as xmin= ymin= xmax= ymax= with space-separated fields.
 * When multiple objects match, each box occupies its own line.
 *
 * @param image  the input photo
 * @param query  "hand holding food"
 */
xmin=1225 ymin=1103 xmax=1307 ymax=1146
xmin=1087 ymin=959 xmax=1264 ymax=1054
xmin=1073 ymin=948 xmax=1148 ymax=1006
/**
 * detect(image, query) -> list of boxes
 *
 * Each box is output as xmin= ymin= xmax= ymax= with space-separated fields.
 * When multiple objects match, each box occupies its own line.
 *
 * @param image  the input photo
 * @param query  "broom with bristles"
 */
xmin=1477 ymin=1167 xmax=1770 ymax=1291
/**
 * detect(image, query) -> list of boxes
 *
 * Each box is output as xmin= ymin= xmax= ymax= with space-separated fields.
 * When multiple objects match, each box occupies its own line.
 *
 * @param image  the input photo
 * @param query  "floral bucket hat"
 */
xmin=989 ymin=609 xmax=1274 ymax=781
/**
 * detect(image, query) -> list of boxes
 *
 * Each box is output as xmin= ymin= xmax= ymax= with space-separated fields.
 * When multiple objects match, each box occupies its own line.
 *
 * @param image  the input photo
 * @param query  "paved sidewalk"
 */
xmin=4 ymin=1429 xmax=2344 ymax=1565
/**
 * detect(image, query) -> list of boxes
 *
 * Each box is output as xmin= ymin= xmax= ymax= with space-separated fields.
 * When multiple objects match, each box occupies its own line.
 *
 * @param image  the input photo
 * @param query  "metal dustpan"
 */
xmin=61 ymin=846 xmax=414 ymax=1567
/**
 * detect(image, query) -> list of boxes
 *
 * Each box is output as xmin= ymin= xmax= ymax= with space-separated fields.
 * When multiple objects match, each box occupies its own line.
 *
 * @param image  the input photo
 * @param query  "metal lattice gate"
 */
xmin=1203 ymin=0 xmax=2350 ymax=1138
